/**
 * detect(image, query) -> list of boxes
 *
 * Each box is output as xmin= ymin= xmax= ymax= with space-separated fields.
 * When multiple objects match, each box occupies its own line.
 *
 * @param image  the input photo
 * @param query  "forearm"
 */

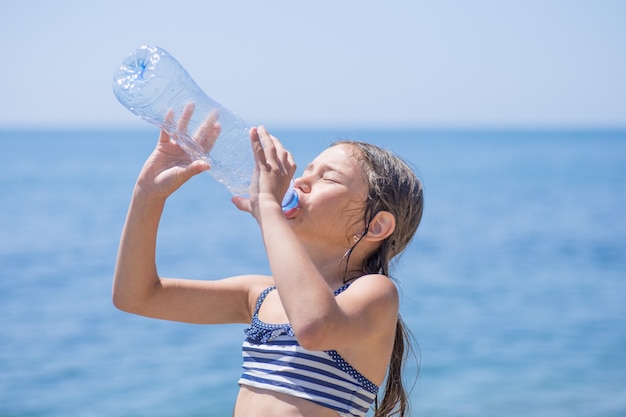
xmin=112 ymin=186 xmax=166 ymax=312
xmin=258 ymin=200 xmax=340 ymax=342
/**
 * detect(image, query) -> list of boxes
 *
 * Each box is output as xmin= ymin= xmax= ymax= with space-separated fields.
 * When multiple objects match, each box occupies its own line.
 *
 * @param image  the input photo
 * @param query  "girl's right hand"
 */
xmin=135 ymin=105 xmax=219 ymax=199
xmin=232 ymin=126 xmax=296 ymax=219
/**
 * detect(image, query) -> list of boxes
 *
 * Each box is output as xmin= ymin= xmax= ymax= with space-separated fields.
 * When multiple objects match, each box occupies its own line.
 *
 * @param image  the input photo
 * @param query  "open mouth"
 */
xmin=283 ymin=206 xmax=299 ymax=219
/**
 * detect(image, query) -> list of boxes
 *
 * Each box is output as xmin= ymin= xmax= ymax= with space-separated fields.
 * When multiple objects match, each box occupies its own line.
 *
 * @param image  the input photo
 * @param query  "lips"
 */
xmin=283 ymin=206 xmax=299 ymax=219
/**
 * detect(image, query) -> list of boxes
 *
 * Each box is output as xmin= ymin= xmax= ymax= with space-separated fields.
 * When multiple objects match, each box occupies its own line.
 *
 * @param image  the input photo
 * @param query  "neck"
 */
xmin=300 ymin=240 xmax=370 ymax=289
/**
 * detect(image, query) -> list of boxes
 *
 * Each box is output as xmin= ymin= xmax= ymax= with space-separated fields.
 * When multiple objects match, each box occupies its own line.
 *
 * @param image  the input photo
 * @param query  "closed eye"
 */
xmin=302 ymin=162 xmax=347 ymax=184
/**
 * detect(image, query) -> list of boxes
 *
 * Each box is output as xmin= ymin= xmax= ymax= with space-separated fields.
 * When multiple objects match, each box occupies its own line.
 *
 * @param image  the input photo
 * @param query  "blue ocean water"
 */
xmin=0 ymin=128 xmax=624 ymax=417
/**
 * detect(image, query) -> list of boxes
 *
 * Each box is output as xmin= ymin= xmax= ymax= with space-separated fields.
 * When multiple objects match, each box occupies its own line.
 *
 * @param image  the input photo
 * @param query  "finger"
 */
xmin=257 ymin=126 xmax=275 ymax=150
xmin=257 ymin=126 xmax=280 ymax=170
xmin=177 ymin=103 xmax=195 ymax=133
xmin=284 ymin=148 xmax=297 ymax=177
xmin=174 ymin=159 xmax=211 ymax=187
xmin=187 ymin=159 xmax=211 ymax=175
xmin=195 ymin=109 xmax=218 ymax=138
xmin=195 ymin=110 xmax=220 ymax=153
xmin=268 ymin=133 xmax=294 ymax=173
xmin=250 ymin=127 xmax=269 ymax=169
xmin=164 ymin=109 xmax=174 ymax=125
xmin=231 ymin=196 xmax=252 ymax=213
xmin=198 ymin=121 xmax=221 ymax=154
xmin=159 ymin=110 xmax=175 ymax=143
xmin=260 ymin=128 xmax=294 ymax=176
xmin=158 ymin=128 xmax=171 ymax=144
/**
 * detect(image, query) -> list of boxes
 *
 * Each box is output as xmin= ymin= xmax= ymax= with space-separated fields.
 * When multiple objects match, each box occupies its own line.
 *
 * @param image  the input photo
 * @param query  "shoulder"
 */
xmin=346 ymin=274 xmax=398 ymax=298
xmin=221 ymin=274 xmax=273 ymax=296
xmin=332 ymin=275 xmax=400 ymax=375
xmin=339 ymin=274 xmax=399 ymax=316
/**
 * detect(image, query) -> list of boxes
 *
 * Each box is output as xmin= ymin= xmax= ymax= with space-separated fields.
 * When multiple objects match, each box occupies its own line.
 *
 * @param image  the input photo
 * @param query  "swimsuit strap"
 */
xmin=334 ymin=282 xmax=352 ymax=296
xmin=253 ymin=282 xmax=352 ymax=317
xmin=252 ymin=286 xmax=276 ymax=317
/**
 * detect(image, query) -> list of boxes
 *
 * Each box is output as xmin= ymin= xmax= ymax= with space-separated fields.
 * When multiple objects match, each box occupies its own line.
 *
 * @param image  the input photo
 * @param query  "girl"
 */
xmin=113 ymin=119 xmax=424 ymax=417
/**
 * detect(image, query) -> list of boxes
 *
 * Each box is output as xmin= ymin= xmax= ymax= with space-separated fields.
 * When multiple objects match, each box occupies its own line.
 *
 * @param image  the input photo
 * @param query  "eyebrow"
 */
xmin=303 ymin=162 xmax=347 ymax=176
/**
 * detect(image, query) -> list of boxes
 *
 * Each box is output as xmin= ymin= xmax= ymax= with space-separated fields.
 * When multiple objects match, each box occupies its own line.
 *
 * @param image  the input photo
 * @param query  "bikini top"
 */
xmin=238 ymin=285 xmax=379 ymax=417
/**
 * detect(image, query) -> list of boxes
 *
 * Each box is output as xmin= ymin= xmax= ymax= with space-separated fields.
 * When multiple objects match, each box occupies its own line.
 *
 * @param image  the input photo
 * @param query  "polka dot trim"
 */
xmin=333 ymin=283 xmax=351 ymax=296
xmin=245 ymin=286 xmax=294 ymax=343
xmin=326 ymin=350 xmax=379 ymax=394
xmin=245 ymin=283 xmax=359 ymax=345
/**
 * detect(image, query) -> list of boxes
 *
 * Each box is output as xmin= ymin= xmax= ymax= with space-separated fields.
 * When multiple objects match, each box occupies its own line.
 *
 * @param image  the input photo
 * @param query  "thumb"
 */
xmin=176 ymin=160 xmax=210 ymax=185
xmin=231 ymin=196 xmax=251 ymax=213
xmin=188 ymin=159 xmax=211 ymax=175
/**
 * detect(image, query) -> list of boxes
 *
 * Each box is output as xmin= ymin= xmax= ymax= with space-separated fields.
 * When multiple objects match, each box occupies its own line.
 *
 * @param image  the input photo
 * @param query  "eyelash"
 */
xmin=300 ymin=170 xmax=340 ymax=183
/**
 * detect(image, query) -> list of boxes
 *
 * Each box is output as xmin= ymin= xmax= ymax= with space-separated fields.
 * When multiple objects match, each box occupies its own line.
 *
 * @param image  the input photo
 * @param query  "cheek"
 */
xmin=330 ymin=202 xmax=366 ymax=238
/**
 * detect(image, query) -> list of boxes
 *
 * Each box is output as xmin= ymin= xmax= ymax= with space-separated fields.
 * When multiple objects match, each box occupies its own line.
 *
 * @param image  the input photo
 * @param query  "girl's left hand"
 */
xmin=232 ymin=126 xmax=296 ymax=218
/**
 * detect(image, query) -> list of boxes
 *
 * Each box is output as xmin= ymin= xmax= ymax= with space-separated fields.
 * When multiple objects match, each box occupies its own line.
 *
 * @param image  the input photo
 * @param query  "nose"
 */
xmin=293 ymin=175 xmax=311 ymax=193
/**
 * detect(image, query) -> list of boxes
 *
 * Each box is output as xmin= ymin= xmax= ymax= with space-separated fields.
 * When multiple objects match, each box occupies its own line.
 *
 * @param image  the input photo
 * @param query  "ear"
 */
xmin=365 ymin=211 xmax=396 ymax=242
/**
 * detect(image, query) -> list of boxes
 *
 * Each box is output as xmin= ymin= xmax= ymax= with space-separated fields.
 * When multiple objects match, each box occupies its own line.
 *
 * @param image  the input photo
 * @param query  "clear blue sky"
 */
xmin=1 ymin=0 xmax=625 ymax=129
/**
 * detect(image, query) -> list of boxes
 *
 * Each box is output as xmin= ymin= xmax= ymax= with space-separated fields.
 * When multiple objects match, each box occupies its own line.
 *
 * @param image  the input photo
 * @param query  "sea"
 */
xmin=0 ymin=128 xmax=624 ymax=417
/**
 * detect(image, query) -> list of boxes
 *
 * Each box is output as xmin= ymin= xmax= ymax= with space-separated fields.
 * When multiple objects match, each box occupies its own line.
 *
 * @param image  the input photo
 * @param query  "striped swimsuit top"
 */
xmin=238 ymin=285 xmax=379 ymax=417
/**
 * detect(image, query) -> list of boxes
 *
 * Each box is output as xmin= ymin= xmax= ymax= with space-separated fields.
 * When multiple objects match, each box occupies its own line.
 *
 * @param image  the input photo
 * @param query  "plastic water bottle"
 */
xmin=112 ymin=45 xmax=298 ymax=212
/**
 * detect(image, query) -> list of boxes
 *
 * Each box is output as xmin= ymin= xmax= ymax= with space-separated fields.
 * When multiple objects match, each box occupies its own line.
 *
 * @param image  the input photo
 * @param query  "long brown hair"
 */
xmin=335 ymin=141 xmax=424 ymax=417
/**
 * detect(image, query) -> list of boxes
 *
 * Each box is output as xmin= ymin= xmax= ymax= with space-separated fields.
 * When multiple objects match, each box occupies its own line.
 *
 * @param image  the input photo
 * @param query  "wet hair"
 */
xmin=333 ymin=140 xmax=424 ymax=417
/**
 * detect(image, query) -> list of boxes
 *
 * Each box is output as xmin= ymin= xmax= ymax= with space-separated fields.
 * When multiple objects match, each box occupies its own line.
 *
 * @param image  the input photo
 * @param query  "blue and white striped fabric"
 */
xmin=238 ymin=286 xmax=379 ymax=417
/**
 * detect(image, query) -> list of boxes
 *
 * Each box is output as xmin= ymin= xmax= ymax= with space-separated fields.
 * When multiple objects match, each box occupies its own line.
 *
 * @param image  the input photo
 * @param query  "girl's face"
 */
xmin=289 ymin=144 xmax=369 ymax=248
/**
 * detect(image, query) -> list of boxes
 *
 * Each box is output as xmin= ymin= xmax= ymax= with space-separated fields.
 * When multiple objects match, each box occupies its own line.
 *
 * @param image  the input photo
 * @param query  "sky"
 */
xmin=1 ymin=0 xmax=625 ymax=130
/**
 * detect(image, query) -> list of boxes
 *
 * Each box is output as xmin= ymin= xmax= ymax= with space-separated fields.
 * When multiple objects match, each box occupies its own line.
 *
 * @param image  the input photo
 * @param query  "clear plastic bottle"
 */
xmin=112 ymin=45 xmax=298 ymax=211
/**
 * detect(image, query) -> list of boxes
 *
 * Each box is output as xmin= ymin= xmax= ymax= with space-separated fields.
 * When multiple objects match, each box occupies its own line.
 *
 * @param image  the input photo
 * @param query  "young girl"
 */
xmin=113 ymin=119 xmax=424 ymax=417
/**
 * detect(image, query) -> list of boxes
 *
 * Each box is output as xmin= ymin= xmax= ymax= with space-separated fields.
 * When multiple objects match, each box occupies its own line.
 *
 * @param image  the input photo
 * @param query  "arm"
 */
xmin=256 ymin=198 xmax=399 ymax=350
xmin=112 ymin=184 xmax=265 ymax=324
xmin=233 ymin=127 xmax=399 ymax=350
xmin=112 ymin=111 xmax=264 ymax=324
